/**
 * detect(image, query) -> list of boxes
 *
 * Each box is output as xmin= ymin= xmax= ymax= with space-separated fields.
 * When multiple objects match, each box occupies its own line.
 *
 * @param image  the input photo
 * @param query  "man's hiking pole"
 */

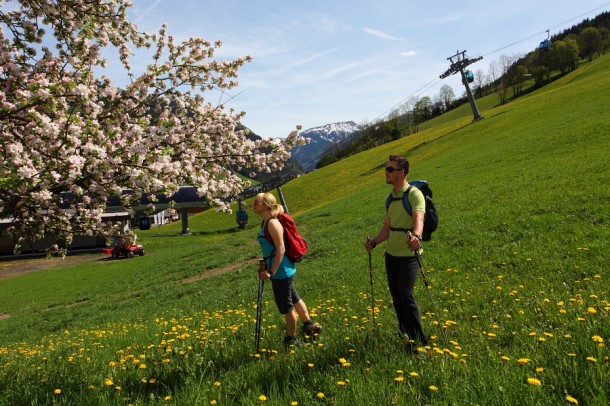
xmin=415 ymin=252 xmax=448 ymax=348
xmin=255 ymin=271 xmax=265 ymax=353
xmin=367 ymin=237 xmax=376 ymax=326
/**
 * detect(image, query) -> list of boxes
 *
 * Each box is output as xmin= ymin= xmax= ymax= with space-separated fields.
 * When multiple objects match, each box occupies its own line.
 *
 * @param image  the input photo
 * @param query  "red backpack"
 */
xmin=263 ymin=213 xmax=308 ymax=262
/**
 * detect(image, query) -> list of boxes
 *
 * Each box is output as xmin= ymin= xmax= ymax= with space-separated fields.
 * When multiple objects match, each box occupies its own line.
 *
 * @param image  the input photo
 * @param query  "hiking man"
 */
xmin=364 ymin=155 xmax=428 ymax=352
xmin=253 ymin=192 xmax=322 ymax=348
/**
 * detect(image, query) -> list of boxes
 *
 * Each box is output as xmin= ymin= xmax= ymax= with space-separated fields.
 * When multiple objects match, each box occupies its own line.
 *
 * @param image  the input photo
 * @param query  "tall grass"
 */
xmin=1 ymin=54 xmax=609 ymax=405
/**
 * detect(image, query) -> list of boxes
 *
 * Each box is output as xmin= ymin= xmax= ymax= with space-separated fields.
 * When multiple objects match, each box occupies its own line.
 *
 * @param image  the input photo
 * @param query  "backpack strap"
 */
xmin=386 ymin=186 xmax=414 ymax=233
xmin=386 ymin=186 xmax=414 ymax=214
xmin=259 ymin=220 xmax=276 ymax=262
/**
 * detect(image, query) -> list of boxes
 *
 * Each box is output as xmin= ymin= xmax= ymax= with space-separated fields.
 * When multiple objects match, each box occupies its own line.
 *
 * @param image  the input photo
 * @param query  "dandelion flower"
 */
xmin=291 ymin=402 xmax=298 ymax=406
xmin=104 ymin=378 xmax=114 ymax=386
xmin=517 ymin=358 xmax=530 ymax=365
xmin=592 ymin=335 xmax=603 ymax=343
xmin=587 ymin=307 xmax=597 ymax=314
xmin=337 ymin=381 xmax=346 ymax=386
xmin=214 ymin=381 xmax=221 ymax=387
xmin=53 ymin=389 xmax=61 ymax=395
xmin=259 ymin=395 xmax=267 ymax=401
xmin=527 ymin=378 xmax=542 ymax=386
xmin=210 ymin=401 xmax=217 ymax=405
xmin=394 ymin=376 xmax=405 ymax=382
xmin=586 ymin=357 xmax=597 ymax=363
xmin=429 ymin=385 xmax=438 ymax=391
xmin=316 ymin=392 xmax=325 ymax=399
xmin=409 ymin=372 xmax=419 ymax=377
xmin=565 ymin=395 xmax=579 ymax=404
xmin=164 ymin=396 xmax=172 ymax=401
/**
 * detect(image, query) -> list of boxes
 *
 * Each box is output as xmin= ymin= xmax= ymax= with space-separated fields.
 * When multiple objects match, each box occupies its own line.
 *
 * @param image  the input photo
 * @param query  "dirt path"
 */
xmin=0 ymin=253 xmax=109 ymax=280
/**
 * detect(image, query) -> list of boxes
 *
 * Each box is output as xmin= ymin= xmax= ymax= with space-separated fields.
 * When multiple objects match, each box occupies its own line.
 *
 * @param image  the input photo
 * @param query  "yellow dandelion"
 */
xmin=517 ymin=358 xmax=530 ymax=365
xmin=586 ymin=357 xmax=597 ymax=363
xmin=587 ymin=307 xmax=597 ymax=314
xmin=394 ymin=376 xmax=405 ymax=382
xmin=210 ymin=401 xmax=217 ymax=405
xmin=291 ymin=402 xmax=298 ymax=406
xmin=565 ymin=395 xmax=579 ymax=404
xmin=316 ymin=392 xmax=325 ymax=399
xmin=567 ymin=353 xmax=577 ymax=357
xmin=307 ymin=363 xmax=314 ymax=368
xmin=592 ymin=335 xmax=603 ymax=343
xmin=259 ymin=395 xmax=267 ymax=401
xmin=214 ymin=381 xmax=221 ymax=387
xmin=536 ymin=367 xmax=544 ymax=373
xmin=53 ymin=389 xmax=61 ymax=395
xmin=104 ymin=378 xmax=114 ymax=386
xmin=429 ymin=385 xmax=438 ymax=391
xmin=337 ymin=381 xmax=346 ymax=386
xmin=501 ymin=356 xmax=511 ymax=361
xmin=527 ymin=377 xmax=542 ymax=386
xmin=409 ymin=372 xmax=419 ymax=377
xmin=164 ymin=396 xmax=172 ymax=401
xmin=396 ymin=370 xmax=404 ymax=374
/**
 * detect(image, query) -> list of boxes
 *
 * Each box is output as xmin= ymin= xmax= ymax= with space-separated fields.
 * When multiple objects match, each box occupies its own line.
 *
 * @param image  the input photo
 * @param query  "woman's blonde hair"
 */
xmin=255 ymin=192 xmax=284 ymax=218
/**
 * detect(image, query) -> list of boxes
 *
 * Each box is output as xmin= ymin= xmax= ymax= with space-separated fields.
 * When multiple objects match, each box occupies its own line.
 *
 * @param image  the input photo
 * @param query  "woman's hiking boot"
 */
xmin=283 ymin=335 xmax=300 ymax=349
xmin=301 ymin=320 xmax=323 ymax=341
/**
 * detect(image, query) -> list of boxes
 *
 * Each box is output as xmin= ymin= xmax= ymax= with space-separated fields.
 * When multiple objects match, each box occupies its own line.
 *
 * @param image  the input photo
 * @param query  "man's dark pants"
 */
xmin=385 ymin=253 xmax=427 ymax=345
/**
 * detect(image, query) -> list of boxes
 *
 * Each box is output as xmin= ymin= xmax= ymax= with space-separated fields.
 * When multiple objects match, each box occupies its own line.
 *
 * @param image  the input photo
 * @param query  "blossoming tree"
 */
xmin=0 ymin=0 xmax=304 ymax=254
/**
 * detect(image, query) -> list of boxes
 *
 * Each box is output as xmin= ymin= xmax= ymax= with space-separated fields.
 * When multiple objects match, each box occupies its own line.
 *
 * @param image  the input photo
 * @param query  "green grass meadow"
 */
xmin=1 ymin=54 xmax=610 ymax=405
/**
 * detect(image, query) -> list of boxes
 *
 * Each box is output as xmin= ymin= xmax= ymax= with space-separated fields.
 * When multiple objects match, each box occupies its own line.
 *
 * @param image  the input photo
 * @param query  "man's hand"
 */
xmin=364 ymin=237 xmax=376 ymax=252
xmin=407 ymin=231 xmax=422 ymax=251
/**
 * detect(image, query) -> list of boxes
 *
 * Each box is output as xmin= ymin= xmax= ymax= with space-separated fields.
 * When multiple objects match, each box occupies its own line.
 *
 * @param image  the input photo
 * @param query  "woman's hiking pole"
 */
xmin=367 ymin=237 xmax=376 ymax=326
xmin=255 ymin=276 xmax=264 ymax=353
xmin=415 ymin=252 xmax=448 ymax=348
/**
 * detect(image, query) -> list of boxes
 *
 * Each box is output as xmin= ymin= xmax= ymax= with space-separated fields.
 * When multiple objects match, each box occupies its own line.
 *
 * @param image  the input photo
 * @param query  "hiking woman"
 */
xmin=253 ymin=192 xmax=322 ymax=348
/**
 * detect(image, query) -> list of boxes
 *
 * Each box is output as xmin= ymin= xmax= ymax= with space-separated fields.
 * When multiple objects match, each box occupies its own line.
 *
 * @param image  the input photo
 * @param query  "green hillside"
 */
xmin=1 ymin=54 xmax=609 ymax=405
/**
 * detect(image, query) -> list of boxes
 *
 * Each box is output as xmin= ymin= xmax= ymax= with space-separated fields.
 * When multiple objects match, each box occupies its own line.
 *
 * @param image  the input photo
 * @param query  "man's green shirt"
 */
xmin=385 ymin=184 xmax=425 ymax=257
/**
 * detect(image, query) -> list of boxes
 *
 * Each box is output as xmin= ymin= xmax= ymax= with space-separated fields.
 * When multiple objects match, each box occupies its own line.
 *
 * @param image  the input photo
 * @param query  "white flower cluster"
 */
xmin=0 ymin=0 xmax=307 ymax=252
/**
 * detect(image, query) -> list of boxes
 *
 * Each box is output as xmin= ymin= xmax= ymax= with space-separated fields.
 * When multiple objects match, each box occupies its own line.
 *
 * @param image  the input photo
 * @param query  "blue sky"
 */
xmin=118 ymin=0 xmax=610 ymax=138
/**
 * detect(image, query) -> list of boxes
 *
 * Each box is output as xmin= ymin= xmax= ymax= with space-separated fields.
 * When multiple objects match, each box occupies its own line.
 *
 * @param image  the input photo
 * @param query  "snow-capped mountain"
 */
xmin=291 ymin=121 xmax=362 ymax=171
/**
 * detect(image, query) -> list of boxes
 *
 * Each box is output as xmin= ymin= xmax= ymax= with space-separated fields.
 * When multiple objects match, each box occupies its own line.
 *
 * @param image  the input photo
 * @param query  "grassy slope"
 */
xmin=0 ymin=53 xmax=609 ymax=405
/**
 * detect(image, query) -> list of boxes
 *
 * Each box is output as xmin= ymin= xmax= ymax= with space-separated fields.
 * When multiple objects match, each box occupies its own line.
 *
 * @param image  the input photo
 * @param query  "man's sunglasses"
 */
xmin=385 ymin=167 xmax=402 ymax=173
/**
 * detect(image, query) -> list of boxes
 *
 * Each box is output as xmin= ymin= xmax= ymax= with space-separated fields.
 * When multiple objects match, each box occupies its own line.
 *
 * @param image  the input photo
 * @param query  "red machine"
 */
xmin=102 ymin=239 xmax=145 ymax=259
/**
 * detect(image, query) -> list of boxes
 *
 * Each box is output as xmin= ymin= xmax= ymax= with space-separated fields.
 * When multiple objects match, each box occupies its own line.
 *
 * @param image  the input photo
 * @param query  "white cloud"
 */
xmin=400 ymin=51 xmax=417 ymax=57
xmin=363 ymin=27 xmax=401 ymax=41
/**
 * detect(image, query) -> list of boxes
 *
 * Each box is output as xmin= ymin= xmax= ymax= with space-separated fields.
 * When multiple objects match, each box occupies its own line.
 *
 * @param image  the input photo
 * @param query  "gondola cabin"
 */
xmin=464 ymin=70 xmax=474 ymax=83
xmin=538 ymin=39 xmax=552 ymax=51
